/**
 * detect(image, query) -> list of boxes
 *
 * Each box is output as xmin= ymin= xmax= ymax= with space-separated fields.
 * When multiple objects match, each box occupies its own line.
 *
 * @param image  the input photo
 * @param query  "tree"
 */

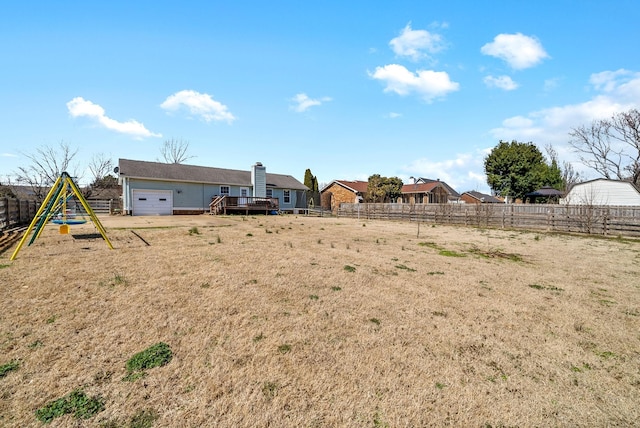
xmin=545 ymin=144 xmax=582 ymax=191
xmin=484 ymin=140 xmax=562 ymax=201
xmin=366 ymin=174 xmax=403 ymax=202
xmin=303 ymin=168 xmax=318 ymax=192
xmin=569 ymin=109 xmax=640 ymax=186
xmin=159 ymin=138 xmax=194 ymax=164
xmin=88 ymin=153 xmax=114 ymax=187
xmin=14 ymin=141 xmax=80 ymax=202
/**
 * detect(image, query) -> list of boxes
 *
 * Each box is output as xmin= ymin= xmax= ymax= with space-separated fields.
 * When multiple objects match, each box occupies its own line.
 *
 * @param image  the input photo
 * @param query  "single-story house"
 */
xmin=460 ymin=191 xmax=503 ymax=204
xmin=401 ymin=178 xmax=460 ymax=204
xmin=321 ymin=180 xmax=368 ymax=213
xmin=117 ymin=159 xmax=308 ymax=215
xmin=561 ymin=178 xmax=640 ymax=206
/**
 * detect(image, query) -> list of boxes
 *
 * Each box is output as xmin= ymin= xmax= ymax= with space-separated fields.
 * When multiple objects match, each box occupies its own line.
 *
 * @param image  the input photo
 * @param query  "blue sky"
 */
xmin=1 ymin=1 xmax=639 ymax=193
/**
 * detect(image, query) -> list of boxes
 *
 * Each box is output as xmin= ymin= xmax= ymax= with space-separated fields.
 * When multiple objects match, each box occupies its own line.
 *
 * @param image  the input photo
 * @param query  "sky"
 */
xmin=1 ymin=0 xmax=639 ymax=193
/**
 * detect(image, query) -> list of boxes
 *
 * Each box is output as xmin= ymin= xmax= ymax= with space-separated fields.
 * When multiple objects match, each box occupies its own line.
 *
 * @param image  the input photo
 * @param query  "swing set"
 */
xmin=10 ymin=172 xmax=113 ymax=260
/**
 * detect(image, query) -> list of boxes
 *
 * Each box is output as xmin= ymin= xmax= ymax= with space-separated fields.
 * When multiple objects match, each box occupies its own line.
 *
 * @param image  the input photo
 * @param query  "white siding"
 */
xmin=563 ymin=179 xmax=640 ymax=206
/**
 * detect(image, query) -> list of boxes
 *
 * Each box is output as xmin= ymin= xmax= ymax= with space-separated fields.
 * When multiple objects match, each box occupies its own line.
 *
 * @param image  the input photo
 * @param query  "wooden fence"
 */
xmin=338 ymin=203 xmax=640 ymax=237
xmin=0 ymin=198 xmax=38 ymax=230
xmin=0 ymin=198 xmax=123 ymax=231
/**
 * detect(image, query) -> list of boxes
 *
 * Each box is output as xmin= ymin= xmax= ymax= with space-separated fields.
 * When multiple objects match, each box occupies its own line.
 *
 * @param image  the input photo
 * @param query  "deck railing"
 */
xmin=210 ymin=196 xmax=279 ymax=214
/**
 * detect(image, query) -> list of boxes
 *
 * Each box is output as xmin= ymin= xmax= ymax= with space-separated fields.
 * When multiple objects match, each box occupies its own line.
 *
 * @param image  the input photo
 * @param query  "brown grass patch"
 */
xmin=1 ymin=215 xmax=639 ymax=426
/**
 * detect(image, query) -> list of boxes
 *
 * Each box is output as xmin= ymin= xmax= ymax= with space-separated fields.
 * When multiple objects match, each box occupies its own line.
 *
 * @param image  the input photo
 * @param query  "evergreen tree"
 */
xmin=484 ymin=140 xmax=563 ymax=200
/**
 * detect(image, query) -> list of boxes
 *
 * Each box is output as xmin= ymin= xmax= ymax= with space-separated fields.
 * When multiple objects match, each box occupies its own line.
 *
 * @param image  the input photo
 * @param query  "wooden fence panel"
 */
xmin=0 ymin=198 xmax=38 ymax=231
xmin=337 ymin=203 xmax=640 ymax=237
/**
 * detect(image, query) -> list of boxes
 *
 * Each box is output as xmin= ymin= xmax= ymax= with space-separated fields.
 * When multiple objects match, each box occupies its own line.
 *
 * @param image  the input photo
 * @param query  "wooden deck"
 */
xmin=209 ymin=196 xmax=279 ymax=215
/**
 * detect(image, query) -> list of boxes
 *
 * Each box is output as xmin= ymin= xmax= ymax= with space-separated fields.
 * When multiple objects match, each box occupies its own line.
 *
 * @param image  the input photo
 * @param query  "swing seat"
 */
xmin=52 ymin=219 xmax=88 ymax=225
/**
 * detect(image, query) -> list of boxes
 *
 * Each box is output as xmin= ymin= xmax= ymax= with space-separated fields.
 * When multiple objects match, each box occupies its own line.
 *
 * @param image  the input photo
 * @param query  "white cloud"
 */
xmin=369 ymin=64 xmax=459 ymax=102
xmin=290 ymin=93 xmax=332 ymax=113
xmin=387 ymin=112 xmax=402 ymax=119
xmin=488 ymin=70 xmax=640 ymax=174
xmin=401 ymin=150 xmax=489 ymax=193
xmin=484 ymin=75 xmax=519 ymax=90
xmin=67 ymin=97 xmax=161 ymax=138
xmin=481 ymin=33 xmax=549 ymax=70
xmin=389 ymin=23 xmax=446 ymax=61
xmin=1 ymin=153 xmax=18 ymax=157
xmin=160 ymin=90 xmax=236 ymax=123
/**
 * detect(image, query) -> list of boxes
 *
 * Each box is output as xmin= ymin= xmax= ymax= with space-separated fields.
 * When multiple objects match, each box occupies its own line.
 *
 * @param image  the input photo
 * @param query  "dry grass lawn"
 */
xmin=1 ymin=214 xmax=639 ymax=427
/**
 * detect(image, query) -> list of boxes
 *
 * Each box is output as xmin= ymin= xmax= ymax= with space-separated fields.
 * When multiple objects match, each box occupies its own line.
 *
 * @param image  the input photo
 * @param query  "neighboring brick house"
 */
xmin=460 ymin=191 xmax=503 ymax=204
xmin=321 ymin=180 xmax=368 ymax=212
xmin=401 ymin=178 xmax=460 ymax=204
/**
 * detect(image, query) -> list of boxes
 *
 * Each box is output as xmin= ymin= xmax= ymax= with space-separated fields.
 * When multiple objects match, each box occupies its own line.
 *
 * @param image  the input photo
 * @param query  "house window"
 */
xmin=266 ymin=188 xmax=273 ymax=198
xmin=283 ymin=189 xmax=291 ymax=204
xmin=220 ymin=186 xmax=230 ymax=196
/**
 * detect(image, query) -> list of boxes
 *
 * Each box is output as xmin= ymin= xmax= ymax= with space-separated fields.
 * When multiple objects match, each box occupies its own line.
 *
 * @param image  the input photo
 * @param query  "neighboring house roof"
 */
xmin=461 ymin=191 xmax=503 ymax=203
xmin=321 ymin=180 xmax=369 ymax=194
xmin=85 ymin=186 xmax=122 ymax=200
xmin=402 ymin=179 xmax=460 ymax=197
xmin=118 ymin=159 xmax=308 ymax=190
xmin=416 ymin=178 xmax=460 ymax=197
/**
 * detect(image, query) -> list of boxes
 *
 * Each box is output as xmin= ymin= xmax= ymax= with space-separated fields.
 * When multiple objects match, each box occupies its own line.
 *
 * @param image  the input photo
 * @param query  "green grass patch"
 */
xmin=277 ymin=344 xmax=291 ymax=354
xmin=418 ymin=241 xmax=442 ymax=250
xmin=331 ymin=286 xmax=342 ymax=291
xmin=0 ymin=264 xmax=10 ymax=269
xmin=309 ymin=294 xmax=319 ymax=300
xmin=0 ymin=360 xmax=19 ymax=378
xmin=129 ymin=408 xmax=159 ymax=428
xmin=528 ymin=283 xmax=563 ymax=292
xmin=262 ymin=381 xmax=278 ymax=400
xmin=369 ymin=318 xmax=381 ymax=326
xmin=29 ymin=339 xmax=44 ymax=349
xmin=35 ymin=389 xmax=104 ymax=423
xmin=438 ymin=249 xmax=465 ymax=257
xmin=395 ymin=264 xmax=416 ymax=272
xmin=344 ymin=265 xmax=356 ymax=273
xmin=188 ymin=226 xmax=200 ymax=235
xmin=427 ymin=271 xmax=445 ymax=276
xmin=124 ymin=342 xmax=172 ymax=382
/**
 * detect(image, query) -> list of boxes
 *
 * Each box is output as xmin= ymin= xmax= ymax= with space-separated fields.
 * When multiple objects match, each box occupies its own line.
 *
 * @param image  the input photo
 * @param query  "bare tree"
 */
xmin=88 ymin=153 xmax=114 ymax=186
xmin=545 ymin=144 xmax=582 ymax=191
xmin=14 ymin=141 xmax=80 ymax=202
xmin=569 ymin=109 xmax=640 ymax=186
xmin=159 ymin=138 xmax=194 ymax=164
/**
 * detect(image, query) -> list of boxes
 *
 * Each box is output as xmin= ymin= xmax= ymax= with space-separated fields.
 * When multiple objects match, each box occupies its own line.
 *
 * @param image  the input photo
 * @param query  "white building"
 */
xmin=562 ymin=178 xmax=640 ymax=206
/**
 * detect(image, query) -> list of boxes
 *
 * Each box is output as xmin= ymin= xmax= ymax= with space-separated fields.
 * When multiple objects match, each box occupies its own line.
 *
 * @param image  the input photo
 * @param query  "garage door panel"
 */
xmin=132 ymin=190 xmax=172 ymax=215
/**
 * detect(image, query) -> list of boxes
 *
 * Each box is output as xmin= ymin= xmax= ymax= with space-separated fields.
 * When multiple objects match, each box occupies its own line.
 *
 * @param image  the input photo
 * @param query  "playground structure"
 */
xmin=10 ymin=172 xmax=113 ymax=260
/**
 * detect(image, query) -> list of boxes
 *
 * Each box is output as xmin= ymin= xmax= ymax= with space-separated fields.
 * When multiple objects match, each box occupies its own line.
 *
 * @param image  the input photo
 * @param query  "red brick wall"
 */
xmin=321 ymin=183 xmax=361 ymax=212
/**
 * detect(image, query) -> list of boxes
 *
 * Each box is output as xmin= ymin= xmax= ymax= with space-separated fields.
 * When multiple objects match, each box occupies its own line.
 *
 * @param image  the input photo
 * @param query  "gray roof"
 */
xmin=462 ymin=191 xmax=503 ymax=203
xmin=118 ymin=159 xmax=308 ymax=190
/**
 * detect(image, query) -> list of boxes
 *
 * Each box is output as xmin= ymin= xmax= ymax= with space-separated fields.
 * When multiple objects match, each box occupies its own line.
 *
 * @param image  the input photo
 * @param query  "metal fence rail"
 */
xmin=337 ymin=203 xmax=640 ymax=237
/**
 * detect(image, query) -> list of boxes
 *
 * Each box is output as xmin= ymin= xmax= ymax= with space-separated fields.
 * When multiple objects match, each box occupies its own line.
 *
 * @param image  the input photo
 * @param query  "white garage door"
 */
xmin=132 ymin=190 xmax=173 ymax=216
